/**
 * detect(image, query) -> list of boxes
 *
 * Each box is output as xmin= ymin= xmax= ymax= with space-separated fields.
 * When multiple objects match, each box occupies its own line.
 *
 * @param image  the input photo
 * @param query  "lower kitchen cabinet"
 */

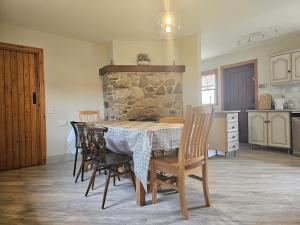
xmin=208 ymin=111 xmax=240 ymax=156
xmin=248 ymin=111 xmax=291 ymax=149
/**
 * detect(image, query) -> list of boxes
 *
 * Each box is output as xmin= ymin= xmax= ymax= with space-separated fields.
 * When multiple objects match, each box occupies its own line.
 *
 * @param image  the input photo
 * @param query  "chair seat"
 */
xmin=94 ymin=152 xmax=132 ymax=167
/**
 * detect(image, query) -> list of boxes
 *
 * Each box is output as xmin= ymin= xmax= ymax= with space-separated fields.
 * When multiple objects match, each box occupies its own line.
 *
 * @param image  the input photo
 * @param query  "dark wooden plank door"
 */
xmin=0 ymin=43 xmax=45 ymax=171
xmin=223 ymin=63 xmax=256 ymax=143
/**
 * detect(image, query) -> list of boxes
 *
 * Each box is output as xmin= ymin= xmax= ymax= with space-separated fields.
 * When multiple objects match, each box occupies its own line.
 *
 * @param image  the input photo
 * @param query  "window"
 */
xmin=201 ymin=69 xmax=217 ymax=105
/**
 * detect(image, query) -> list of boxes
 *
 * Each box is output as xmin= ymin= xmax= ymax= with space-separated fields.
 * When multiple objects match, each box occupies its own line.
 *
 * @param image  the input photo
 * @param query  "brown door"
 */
xmin=223 ymin=62 xmax=257 ymax=143
xmin=0 ymin=43 xmax=46 ymax=171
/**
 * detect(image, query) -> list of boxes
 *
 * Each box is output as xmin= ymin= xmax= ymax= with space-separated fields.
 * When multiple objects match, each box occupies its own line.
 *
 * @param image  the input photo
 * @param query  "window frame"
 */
xmin=201 ymin=69 xmax=218 ymax=105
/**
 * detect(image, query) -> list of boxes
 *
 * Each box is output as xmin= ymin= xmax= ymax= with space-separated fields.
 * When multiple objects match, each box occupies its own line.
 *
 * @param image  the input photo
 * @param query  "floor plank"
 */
xmin=0 ymin=147 xmax=300 ymax=225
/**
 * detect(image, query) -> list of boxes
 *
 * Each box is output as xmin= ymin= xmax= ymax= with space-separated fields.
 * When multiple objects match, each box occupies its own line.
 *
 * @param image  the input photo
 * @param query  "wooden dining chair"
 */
xmin=150 ymin=105 xmax=214 ymax=219
xmin=159 ymin=116 xmax=184 ymax=124
xmin=70 ymin=121 xmax=85 ymax=176
xmin=79 ymin=110 xmax=100 ymax=122
xmin=85 ymin=126 xmax=136 ymax=209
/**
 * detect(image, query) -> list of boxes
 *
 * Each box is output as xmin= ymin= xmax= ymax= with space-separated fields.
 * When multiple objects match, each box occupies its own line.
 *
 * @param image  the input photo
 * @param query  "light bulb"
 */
xmin=165 ymin=25 xmax=172 ymax=33
xmin=165 ymin=17 xmax=172 ymax=25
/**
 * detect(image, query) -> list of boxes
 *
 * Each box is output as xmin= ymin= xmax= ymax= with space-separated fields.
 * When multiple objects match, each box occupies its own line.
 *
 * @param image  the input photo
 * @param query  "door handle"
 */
xmin=32 ymin=92 xmax=37 ymax=105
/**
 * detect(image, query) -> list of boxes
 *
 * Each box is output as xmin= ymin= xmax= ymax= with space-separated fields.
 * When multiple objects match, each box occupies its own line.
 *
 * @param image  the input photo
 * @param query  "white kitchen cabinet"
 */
xmin=208 ymin=111 xmax=239 ymax=156
xmin=248 ymin=112 xmax=268 ymax=146
xmin=248 ymin=111 xmax=291 ymax=149
xmin=292 ymin=51 xmax=300 ymax=81
xmin=270 ymin=54 xmax=291 ymax=84
xmin=267 ymin=112 xmax=291 ymax=148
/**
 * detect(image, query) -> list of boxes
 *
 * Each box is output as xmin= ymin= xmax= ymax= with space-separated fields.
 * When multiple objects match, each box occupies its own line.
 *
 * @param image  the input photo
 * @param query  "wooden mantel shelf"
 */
xmin=99 ymin=65 xmax=185 ymax=76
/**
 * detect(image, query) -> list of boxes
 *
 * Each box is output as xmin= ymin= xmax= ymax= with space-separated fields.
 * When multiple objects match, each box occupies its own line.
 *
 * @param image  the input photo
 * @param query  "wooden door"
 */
xmin=268 ymin=112 xmax=291 ymax=148
xmin=0 ymin=43 xmax=45 ymax=171
xmin=292 ymin=51 xmax=300 ymax=81
xmin=248 ymin=112 xmax=268 ymax=145
xmin=270 ymin=54 xmax=291 ymax=84
xmin=222 ymin=61 xmax=257 ymax=143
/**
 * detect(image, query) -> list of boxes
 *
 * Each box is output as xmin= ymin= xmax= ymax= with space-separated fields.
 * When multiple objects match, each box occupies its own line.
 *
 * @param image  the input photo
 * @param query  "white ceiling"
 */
xmin=1 ymin=0 xmax=300 ymax=59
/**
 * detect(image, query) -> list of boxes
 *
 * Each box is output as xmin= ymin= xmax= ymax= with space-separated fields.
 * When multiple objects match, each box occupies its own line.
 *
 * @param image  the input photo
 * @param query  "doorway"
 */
xmin=221 ymin=59 xmax=258 ymax=143
xmin=0 ymin=42 xmax=46 ymax=171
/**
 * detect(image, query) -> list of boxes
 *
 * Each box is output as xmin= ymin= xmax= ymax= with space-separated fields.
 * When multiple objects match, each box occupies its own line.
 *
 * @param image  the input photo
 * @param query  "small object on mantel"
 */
xmin=137 ymin=53 xmax=151 ymax=65
xmin=173 ymin=60 xmax=176 ymax=65
xmin=110 ymin=59 xmax=114 ymax=65
xmin=258 ymin=94 xmax=272 ymax=110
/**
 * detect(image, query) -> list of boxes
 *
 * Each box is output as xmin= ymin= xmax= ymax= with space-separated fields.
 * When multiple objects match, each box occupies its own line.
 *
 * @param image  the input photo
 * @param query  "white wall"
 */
xmin=111 ymin=40 xmax=179 ymax=65
xmin=0 ymin=23 xmax=109 ymax=156
xmin=177 ymin=35 xmax=202 ymax=107
xmin=201 ymin=32 xmax=300 ymax=110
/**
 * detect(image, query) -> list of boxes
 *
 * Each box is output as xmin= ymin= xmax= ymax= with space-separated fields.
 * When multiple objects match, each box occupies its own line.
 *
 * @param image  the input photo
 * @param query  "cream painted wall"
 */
xmin=111 ymin=40 xmax=179 ymax=65
xmin=177 ymin=35 xmax=202 ymax=108
xmin=0 ymin=23 xmax=109 ymax=156
xmin=201 ymin=32 xmax=300 ymax=110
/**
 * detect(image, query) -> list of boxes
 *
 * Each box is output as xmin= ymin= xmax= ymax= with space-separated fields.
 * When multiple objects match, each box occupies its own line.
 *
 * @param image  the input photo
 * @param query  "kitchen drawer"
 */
xmin=227 ymin=122 xmax=238 ymax=132
xmin=227 ymin=131 xmax=238 ymax=141
xmin=228 ymin=141 xmax=239 ymax=152
xmin=227 ymin=113 xmax=238 ymax=122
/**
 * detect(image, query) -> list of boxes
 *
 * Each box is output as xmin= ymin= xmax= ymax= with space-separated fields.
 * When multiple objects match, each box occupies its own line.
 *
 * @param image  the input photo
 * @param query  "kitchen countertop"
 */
xmin=215 ymin=110 xmax=241 ymax=113
xmin=246 ymin=109 xmax=300 ymax=113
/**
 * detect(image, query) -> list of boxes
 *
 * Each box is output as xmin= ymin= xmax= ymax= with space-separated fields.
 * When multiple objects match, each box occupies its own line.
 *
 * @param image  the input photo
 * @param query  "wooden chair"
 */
xmin=85 ymin=126 xmax=136 ymax=209
xmin=79 ymin=110 xmax=100 ymax=122
xmin=159 ymin=116 xmax=184 ymax=124
xmin=70 ymin=121 xmax=85 ymax=176
xmin=150 ymin=106 xmax=214 ymax=219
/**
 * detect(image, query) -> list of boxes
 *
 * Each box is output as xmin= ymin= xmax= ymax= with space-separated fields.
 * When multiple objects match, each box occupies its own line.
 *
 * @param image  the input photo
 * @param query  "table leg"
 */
xmin=136 ymin=177 xmax=146 ymax=206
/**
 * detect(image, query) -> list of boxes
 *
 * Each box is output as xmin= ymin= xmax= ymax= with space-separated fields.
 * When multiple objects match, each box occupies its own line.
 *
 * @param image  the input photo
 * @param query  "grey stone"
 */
xmin=114 ymin=83 xmax=129 ymax=88
xmin=145 ymin=86 xmax=154 ymax=92
xmin=174 ymin=83 xmax=183 ymax=94
xmin=144 ymin=93 xmax=153 ymax=98
xmin=127 ymin=107 xmax=145 ymax=118
xmin=130 ymin=87 xmax=144 ymax=100
xmin=167 ymin=87 xmax=173 ymax=94
xmin=142 ymin=98 xmax=159 ymax=108
xmin=139 ymin=77 xmax=148 ymax=87
xmin=104 ymin=102 xmax=109 ymax=108
xmin=155 ymin=85 xmax=166 ymax=95
xmin=164 ymin=79 xmax=176 ymax=86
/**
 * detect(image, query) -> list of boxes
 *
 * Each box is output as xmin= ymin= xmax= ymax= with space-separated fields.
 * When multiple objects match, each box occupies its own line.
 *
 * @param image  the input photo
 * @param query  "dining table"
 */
xmin=90 ymin=120 xmax=183 ymax=206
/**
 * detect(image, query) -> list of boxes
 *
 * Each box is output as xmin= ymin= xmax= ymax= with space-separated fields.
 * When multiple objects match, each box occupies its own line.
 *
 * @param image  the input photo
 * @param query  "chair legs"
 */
xmin=75 ymin=156 xmax=86 ymax=183
xmin=85 ymin=166 xmax=98 ymax=196
xmin=102 ymin=169 xmax=112 ymax=209
xmin=202 ymin=163 xmax=211 ymax=207
xmin=73 ymin=147 xmax=79 ymax=176
xmin=126 ymin=162 xmax=136 ymax=190
xmin=177 ymin=175 xmax=189 ymax=220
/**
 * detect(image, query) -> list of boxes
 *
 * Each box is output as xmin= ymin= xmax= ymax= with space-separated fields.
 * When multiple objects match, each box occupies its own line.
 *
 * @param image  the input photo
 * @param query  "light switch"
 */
xmin=47 ymin=107 xmax=55 ymax=114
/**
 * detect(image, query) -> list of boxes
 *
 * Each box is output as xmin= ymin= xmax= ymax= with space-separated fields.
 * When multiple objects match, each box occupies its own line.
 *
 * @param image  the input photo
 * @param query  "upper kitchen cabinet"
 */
xmin=292 ymin=51 xmax=300 ymax=81
xmin=270 ymin=51 xmax=300 ymax=84
xmin=270 ymin=53 xmax=291 ymax=84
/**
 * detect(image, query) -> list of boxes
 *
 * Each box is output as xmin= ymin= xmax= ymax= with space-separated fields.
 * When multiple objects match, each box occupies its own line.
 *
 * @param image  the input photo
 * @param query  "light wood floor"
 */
xmin=1 ymin=147 xmax=300 ymax=225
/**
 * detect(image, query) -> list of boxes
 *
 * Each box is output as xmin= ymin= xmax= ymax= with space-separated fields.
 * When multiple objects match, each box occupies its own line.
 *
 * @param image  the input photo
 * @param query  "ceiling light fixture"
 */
xmin=159 ymin=0 xmax=180 ymax=39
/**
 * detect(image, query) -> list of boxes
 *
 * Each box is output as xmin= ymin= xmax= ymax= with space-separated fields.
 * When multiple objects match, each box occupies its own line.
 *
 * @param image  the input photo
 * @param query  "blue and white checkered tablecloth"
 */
xmin=93 ymin=121 xmax=183 ymax=191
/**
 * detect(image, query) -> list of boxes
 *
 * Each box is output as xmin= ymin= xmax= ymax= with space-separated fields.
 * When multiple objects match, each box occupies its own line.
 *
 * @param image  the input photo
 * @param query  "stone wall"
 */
xmin=103 ymin=72 xmax=183 ymax=120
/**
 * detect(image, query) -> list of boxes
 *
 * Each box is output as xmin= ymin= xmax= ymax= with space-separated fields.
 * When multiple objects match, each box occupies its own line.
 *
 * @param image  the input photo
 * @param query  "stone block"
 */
xmin=155 ymin=85 xmax=166 ymax=95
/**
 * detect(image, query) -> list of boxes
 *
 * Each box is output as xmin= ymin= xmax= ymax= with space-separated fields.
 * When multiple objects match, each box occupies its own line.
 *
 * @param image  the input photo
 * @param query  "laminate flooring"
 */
xmin=1 ymin=147 xmax=300 ymax=225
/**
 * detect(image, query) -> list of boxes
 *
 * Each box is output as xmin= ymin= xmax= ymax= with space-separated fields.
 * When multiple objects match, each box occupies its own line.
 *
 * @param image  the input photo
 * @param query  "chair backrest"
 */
xmin=88 ymin=126 xmax=108 ymax=162
xmin=178 ymin=106 xmax=214 ymax=166
xmin=160 ymin=117 xmax=184 ymax=124
xmin=75 ymin=122 xmax=89 ymax=150
xmin=79 ymin=110 xmax=100 ymax=122
xmin=70 ymin=121 xmax=86 ymax=147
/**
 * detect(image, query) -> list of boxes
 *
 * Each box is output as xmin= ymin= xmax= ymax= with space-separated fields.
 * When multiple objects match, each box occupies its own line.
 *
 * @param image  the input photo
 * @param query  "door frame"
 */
xmin=220 ymin=59 xmax=258 ymax=110
xmin=0 ymin=42 xmax=46 ymax=164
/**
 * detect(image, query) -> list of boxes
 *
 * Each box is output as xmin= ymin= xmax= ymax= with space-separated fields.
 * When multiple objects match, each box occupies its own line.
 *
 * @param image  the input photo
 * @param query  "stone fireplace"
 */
xmin=99 ymin=65 xmax=185 ymax=120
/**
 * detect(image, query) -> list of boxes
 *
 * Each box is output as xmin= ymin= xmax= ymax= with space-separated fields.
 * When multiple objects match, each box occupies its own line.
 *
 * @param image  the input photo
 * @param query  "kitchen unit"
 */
xmin=270 ymin=50 xmax=300 ymax=84
xmin=208 ymin=111 xmax=240 ymax=157
xmin=248 ymin=110 xmax=291 ymax=152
